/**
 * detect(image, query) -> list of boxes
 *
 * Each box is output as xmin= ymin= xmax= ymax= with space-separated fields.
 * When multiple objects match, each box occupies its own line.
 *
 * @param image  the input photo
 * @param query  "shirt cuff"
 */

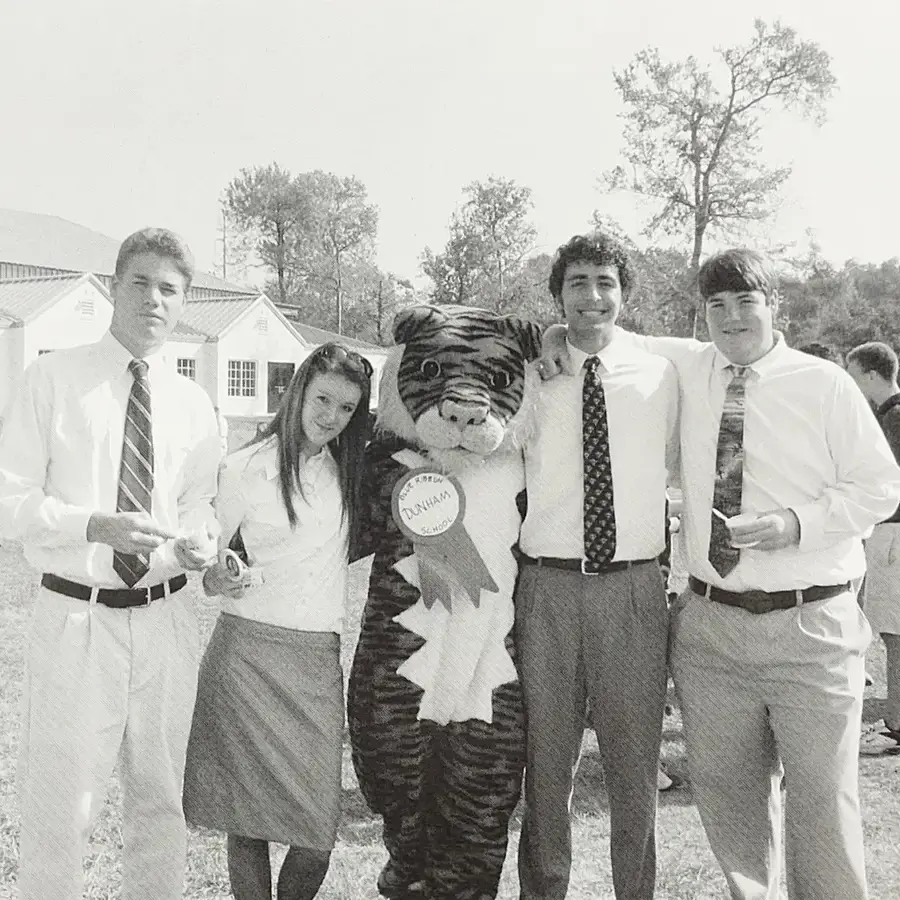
xmin=60 ymin=506 xmax=95 ymax=542
xmin=791 ymin=502 xmax=823 ymax=552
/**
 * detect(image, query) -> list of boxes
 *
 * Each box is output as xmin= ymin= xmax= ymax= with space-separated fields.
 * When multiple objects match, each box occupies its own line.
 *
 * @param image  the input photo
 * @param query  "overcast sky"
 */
xmin=1 ymin=0 xmax=897 ymax=284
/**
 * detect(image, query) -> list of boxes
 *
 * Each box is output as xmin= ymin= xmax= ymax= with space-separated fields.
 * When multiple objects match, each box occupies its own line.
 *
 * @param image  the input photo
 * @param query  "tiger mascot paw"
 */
xmin=348 ymin=304 xmax=542 ymax=900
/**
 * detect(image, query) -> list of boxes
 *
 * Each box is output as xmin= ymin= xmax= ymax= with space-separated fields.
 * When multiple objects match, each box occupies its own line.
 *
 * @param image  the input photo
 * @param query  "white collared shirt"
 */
xmin=520 ymin=329 xmax=679 ymax=560
xmin=637 ymin=334 xmax=900 ymax=590
xmin=215 ymin=437 xmax=349 ymax=633
xmin=0 ymin=331 xmax=221 ymax=586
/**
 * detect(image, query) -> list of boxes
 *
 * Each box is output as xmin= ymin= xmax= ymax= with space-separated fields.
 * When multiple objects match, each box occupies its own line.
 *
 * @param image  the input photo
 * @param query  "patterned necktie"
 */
xmin=113 ymin=359 xmax=154 ymax=587
xmin=709 ymin=365 xmax=749 ymax=577
xmin=583 ymin=356 xmax=617 ymax=571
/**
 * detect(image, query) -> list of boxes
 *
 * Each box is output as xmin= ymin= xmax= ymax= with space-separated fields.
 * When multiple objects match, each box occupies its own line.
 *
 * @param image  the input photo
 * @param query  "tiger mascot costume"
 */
xmin=349 ymin=305 xmax=542 ymax=900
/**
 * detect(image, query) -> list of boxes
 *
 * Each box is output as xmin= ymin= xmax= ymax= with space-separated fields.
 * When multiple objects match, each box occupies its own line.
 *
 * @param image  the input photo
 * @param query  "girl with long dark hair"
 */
xmin=182 ymin=343 xmax=372 ymax=900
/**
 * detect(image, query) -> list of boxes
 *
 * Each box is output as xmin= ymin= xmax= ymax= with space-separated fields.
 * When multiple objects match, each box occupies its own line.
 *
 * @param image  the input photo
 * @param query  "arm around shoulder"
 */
xmin=662 ymin=360 xmax=681 ymax=480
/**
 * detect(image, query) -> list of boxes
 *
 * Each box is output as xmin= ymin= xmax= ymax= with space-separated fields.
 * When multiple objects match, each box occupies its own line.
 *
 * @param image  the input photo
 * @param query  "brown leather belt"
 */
xmin=41 ymin=573 xmax=188 ymax=608
xmin=519 ymin=554 xmax=656 ymax=576
xmin=688 ymin=576 xmax=850 ymax=615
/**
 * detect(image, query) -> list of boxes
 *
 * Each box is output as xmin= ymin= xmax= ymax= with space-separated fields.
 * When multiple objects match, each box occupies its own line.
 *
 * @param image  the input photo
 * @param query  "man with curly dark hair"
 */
xmin=517 ymin=230 xmax=679 ymax=900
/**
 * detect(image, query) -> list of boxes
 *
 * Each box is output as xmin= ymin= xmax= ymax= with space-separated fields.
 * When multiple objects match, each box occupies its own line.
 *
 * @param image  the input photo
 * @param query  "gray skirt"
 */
xmin=182 ymin=613 xmax=343 ymax=848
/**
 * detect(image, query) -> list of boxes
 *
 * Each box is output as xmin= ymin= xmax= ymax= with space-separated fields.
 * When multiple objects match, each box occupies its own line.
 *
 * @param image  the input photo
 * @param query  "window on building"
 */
xmin=227 ymin=360 xmax=257 ymax=397
xmin=176 ymin=357 xmax=196 ymax=380
xmin=256 ymin=316 xmax=268 ymax=333
xmin=79 ymin=297 xmax=95 ymax=318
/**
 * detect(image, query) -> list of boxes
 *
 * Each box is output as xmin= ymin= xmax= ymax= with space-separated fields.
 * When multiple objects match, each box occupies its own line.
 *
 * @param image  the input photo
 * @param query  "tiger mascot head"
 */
xmin=376 ymin=305 xmax=543 ymax=464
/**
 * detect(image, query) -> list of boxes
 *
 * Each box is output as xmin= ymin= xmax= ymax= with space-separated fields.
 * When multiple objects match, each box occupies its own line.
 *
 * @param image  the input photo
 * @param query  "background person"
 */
xmin=0 ymin=227 xmax=221 ymax=900
xmin=797 ymin=341 xmax=844 ymax=366
xmin=182 ymin=343 xmax=372 ymax=900
xmin=846 ymin=341 xmax=900 ymax=749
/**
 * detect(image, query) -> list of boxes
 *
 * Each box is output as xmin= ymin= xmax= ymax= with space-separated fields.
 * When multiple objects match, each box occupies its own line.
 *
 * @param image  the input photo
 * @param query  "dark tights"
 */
xmin=227 ymin=834 xmax=331 ymax=900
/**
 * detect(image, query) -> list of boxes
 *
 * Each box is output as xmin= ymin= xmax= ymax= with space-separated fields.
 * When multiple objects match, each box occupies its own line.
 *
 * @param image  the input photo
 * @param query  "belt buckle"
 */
xmin=140 ymin=586 xmax=153 ymax=607
xmin=581 ymin=559 xmax=600 ymax=576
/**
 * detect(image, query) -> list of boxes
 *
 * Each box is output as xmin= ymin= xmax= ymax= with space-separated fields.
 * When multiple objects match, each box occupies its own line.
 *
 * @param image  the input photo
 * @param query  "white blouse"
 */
xmin=214 ymin=437 xmax=349 ymax=633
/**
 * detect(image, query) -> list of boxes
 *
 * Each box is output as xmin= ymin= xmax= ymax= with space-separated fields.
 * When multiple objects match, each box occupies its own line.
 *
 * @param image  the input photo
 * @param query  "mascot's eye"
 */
xmin=491 ymin=370 xmax=512 ymax=390
xmin=420 ymin=359 xmax=442 ymax=379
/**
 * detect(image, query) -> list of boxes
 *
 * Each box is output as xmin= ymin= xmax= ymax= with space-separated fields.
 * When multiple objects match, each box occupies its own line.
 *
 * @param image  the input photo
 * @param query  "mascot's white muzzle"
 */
xmin=415 ymin=400 xmax=506 ymax=454
xmin=440 ymin=398 xmax=488 ymax=427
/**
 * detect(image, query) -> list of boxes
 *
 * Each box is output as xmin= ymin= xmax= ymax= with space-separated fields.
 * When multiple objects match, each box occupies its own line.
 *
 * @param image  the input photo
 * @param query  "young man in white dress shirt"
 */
xmin=663 ymin=250 xmax=900 ymax=900
xmin=541 ymin=247 xmax=900 ymax=899
xmin=0 ymin=228 xmax=222 ymax=900
xmin=515 ymin=231 xmax=679 ymax=900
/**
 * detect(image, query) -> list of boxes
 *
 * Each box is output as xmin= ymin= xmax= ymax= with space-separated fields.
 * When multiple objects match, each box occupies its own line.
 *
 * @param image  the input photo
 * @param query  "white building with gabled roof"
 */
xmin=0 ymin=210 xmax=388 ymax=436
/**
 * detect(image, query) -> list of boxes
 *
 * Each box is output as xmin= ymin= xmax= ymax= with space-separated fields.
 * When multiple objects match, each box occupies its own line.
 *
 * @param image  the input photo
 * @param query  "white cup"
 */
xmin=725 ymin=512 xmax=760 ymax=547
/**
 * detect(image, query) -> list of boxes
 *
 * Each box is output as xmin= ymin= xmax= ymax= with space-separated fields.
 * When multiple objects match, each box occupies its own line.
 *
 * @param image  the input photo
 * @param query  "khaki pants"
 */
xmin=515 ymin=561 xmax=669 ymax=900
xmin=670 ymin=587 xmax=871 ymax=900
xmin=16 ymin=585 xmax=200 ymax=900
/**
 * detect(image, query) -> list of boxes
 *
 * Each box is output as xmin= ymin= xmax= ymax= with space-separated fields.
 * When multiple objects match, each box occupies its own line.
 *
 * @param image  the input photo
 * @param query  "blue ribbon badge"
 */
xmin=391 ymin=468 xmax=498 ymax=611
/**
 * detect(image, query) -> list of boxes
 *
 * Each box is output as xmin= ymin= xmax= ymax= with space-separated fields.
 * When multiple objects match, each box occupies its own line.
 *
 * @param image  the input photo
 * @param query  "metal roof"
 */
xmin=291 ymin=322 xmax=386 ymax=352
xmin=179 ymin=294 xmax=259 ymax=336
xmin=0 ymin=208 xmax=255 ymax=295
xmin=0 ymin=273 xmax=102 ymax=323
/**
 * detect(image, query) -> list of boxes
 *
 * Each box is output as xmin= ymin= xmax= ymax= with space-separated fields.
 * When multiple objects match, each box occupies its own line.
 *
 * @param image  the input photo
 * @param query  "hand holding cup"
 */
xmin=715 ymin=508 xmax=801 ymax=552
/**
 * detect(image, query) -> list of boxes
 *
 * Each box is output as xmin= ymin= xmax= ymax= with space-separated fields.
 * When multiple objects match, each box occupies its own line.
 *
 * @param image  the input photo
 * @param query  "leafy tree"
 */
xmin=605 ymin=19 xmax=836 ymax=332
xmin=421 ymin=176 xmax=537 ymax=310
xmin=420 ymin=218 xmax=486 ymax=306
xmin=501 ymin=253 xmax=557 ymax=326
xmin=817 ymin=260 xmax=900 ymax=352
xmin=299 ymin=171 xmax=379 ymax=334
xmin=224 ymin=163 xmax=312 ymax=302
xmin=328 ymin=264 xmax=417 ymax=346
xmin=223 ymin=166 xmax=380 ymax=335
xmin=462 ymin=176 xmax=537 ymax=300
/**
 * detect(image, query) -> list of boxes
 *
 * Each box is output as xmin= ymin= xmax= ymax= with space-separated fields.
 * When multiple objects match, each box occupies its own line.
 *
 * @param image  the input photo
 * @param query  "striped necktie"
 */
xmin=583 ymin=356 xmax=617 ymax=571
xmin=113 ymin=359 xmax=154 ymax=587
xmin=709 ymin=365 xmax=749 ymax=577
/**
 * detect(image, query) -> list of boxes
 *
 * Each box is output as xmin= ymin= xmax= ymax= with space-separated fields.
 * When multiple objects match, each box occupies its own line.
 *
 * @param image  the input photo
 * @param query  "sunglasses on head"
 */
xmin=316 ymin=342 xmax=374 ymax=378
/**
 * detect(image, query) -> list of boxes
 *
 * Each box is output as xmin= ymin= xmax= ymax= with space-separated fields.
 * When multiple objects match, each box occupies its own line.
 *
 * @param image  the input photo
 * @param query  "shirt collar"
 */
xmin=228 ymin=437 xmax=280 ymax=481
xmin=712 ymin=331 xmax=788 ymax=378
xmin=567 ymin=326 xmax=631 ymax=374
xmin=232 ymin=436 xmax=331 ymax=483
xmin=101 ymin=330 xmax=168 ymax=378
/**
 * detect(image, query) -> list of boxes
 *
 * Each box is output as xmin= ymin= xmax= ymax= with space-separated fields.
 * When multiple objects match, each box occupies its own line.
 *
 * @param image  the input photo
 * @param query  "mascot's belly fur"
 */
xmin=390 ymin=446 xmax=522 ymax=725
xmin=347 ymin=305 xmax=541 ymax=900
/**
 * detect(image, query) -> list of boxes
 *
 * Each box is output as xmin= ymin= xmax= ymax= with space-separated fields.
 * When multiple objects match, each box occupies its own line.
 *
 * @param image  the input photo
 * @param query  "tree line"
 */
xmin=216 ymin=18 xmax=900 ymax=354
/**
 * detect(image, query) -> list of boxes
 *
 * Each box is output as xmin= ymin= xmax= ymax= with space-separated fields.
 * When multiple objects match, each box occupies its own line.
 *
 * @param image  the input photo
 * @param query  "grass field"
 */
xmin=1 ymin=542 xmax=898 ymax=899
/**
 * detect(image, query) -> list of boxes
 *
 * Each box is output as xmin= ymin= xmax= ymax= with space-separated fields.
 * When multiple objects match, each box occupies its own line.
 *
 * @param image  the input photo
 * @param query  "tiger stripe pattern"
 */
xmin=349 ymin=442 xmax=525 ymax=900
xmin=395 ymin=306 xmax=540 ymax=426
xmin=348 ymin=306 xmax=542 ymax=900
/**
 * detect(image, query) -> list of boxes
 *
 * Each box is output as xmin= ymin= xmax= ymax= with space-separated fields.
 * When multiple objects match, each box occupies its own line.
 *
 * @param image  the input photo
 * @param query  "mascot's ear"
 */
xmin=498 ymin=316 xmax=544 ymax=362
xmin=392 ymin=305 xmax=448 ymax=346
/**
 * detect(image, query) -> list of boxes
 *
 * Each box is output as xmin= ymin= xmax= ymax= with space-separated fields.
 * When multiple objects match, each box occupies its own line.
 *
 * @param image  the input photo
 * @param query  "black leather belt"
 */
xmin=689 ymin=576 xmax=850 ymax=615
xmin=519 ymin=554 xmax=656 ymax=576
xmin=41 ymin=573 xmax=188 ymax=609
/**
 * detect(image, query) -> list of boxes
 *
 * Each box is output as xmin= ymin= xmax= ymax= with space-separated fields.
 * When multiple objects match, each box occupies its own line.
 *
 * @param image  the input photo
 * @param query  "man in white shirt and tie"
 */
xmin=541 ymin=247 xmax=900 ymax=900
xmin=664 ymin=250 xmax=900 ymax=900
xmin=0 ymin=228 xmax=222 ymax=900
xmin=516 ymin=231 xmax=679 ymax=900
